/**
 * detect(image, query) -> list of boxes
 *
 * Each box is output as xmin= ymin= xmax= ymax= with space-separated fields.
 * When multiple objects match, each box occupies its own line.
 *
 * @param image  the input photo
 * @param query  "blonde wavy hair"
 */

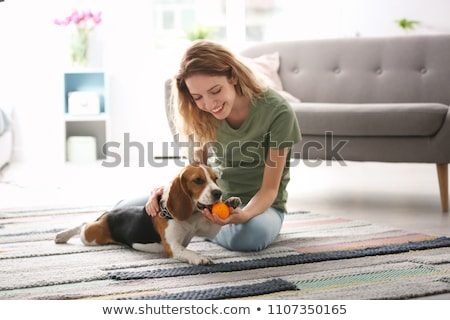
xmin=172 ymin=40 xmax=266 ymax=145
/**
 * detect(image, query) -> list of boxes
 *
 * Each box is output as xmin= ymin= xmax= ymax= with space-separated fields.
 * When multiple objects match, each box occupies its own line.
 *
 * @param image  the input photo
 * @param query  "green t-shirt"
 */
xmin=207 ymin=88 xmax=301 ymax=212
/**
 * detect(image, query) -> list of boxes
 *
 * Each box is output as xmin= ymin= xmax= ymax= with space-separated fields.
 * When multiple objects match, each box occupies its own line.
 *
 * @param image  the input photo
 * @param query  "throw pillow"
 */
xmin=239 ymin=52 xmax=300 ymax=103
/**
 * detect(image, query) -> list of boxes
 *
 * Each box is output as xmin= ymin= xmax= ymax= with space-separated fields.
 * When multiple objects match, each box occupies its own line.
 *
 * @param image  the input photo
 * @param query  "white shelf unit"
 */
xmin=63 ymin=70 xmax=109 ymax=161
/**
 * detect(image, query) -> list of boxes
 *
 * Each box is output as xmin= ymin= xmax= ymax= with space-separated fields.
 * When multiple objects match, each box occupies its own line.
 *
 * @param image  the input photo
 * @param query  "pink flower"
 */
xmin=92 ymin=11 xmax=102 ymax=25
xmin=85 ymin=11 xmax=94 ymax=19
xmin=70 ymin=11 xmax=83 ymax=24
xmin=54 ymin=9 xmax=102 ymax=30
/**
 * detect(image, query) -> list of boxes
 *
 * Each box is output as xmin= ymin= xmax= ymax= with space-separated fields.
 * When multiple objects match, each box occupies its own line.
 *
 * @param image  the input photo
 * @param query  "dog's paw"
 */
xmin=54 ymin=224 xmax=84 ymax=244
xmin=190 ymin=255 xmax=214 ymax=265
xmin=54 ymin=231 xmax=70 ymax=244
xmin=173 ymin=248 xmax=214 ymax=265
xmin=224 ymin=196 xmax=242 ymax=209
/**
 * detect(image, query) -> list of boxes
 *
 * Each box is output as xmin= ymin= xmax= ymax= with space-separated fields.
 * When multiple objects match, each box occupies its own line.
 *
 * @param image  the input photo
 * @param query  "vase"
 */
xmin=71 ymin=27 xmax=89 ymax=67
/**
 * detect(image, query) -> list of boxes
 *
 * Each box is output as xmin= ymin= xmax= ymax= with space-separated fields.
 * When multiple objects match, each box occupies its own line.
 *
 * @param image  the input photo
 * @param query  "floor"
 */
xmin=1 ymin=158 xmax=449 ymax=299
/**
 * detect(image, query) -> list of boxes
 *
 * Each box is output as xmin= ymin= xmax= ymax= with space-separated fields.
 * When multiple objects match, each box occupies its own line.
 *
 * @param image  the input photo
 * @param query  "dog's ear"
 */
xmin=166 ymin=173 xmax=194 ymax=221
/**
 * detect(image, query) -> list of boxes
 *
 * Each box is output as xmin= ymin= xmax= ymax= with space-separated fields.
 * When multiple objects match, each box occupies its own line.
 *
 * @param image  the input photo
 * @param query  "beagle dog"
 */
xmin=55 ymin=163 xmax=241 ymax=265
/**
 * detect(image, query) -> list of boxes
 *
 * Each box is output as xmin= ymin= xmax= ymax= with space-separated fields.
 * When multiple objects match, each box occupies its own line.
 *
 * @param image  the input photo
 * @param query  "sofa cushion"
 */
xmin=238 ymin=52 xmax=300 ymax=103
xmin=294 ymin=102 xmax=448 ymax=137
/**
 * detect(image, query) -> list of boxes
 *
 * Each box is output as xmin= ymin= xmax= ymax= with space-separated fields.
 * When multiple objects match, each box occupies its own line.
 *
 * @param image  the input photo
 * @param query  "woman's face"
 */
xmin=184 ymin=74 xmax=237 ymax=120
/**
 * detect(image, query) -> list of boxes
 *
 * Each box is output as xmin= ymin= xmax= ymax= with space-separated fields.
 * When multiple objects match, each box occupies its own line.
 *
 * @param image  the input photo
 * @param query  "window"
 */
xmin=151 ymin=0 xmax=286 ymax=48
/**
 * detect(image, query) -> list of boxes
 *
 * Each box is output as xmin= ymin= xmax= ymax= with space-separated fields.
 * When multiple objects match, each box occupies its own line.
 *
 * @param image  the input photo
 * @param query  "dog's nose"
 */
xmin=212 ymin=189 xmax=222 ymax=200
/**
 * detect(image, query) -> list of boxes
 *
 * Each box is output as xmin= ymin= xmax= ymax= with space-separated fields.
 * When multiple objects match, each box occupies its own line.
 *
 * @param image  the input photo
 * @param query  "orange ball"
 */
xmin=211 ymin=202 xmax=230 ymax=219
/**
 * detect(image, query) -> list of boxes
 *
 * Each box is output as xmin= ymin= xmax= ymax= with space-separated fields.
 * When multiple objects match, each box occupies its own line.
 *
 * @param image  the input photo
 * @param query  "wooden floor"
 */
xmin=288 ymin=160 xmax=450 ymax=238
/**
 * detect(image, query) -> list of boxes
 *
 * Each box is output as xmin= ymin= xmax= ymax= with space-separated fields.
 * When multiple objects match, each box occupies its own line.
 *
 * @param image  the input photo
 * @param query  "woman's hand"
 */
xmin=201 ymin=206 xmax=248 ymax=225
xmin=145 ymin=186 xmax=164 ymax=217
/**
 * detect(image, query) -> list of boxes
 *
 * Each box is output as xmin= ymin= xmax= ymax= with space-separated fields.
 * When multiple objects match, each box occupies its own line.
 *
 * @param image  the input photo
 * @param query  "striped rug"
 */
xmin=1 ymin=207 xmax=450 ymax=300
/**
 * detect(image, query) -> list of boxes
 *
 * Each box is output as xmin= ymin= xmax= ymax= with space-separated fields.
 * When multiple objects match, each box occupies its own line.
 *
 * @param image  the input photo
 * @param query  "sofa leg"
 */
xmin=436 ymin=163 xmax=449 ymax=213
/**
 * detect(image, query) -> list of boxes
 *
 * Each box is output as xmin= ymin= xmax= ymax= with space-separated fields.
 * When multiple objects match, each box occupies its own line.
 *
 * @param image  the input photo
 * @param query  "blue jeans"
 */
xmin=114 ymin=196 xmax=284 ymax=252
xmin=210 ymin=206 xmax=284 ymax=252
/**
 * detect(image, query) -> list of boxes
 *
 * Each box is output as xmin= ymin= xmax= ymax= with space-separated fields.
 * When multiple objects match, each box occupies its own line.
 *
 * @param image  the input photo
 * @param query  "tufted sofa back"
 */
xmin=240 ymin=35 xmax=450 ymax=106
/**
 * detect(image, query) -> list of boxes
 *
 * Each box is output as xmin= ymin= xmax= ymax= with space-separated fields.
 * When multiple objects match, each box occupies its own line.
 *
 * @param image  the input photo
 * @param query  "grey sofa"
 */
xmin=165 ymin=35 xmax=450 ymax=212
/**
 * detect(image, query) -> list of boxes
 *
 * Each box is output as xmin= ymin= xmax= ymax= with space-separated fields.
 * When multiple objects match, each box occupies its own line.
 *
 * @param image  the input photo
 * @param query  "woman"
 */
xmin=122 ymin=40 xmax=301 ymax=252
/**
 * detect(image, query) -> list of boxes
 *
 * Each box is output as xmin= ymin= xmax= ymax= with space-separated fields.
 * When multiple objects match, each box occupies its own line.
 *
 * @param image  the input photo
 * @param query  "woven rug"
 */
xmin=1 ymin=207 xmax=450 ymax=300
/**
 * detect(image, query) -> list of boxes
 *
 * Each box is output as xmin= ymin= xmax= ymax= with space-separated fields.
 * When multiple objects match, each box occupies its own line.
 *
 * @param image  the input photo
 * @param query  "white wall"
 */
xmin=0 ymin=1 xmax=67 ymax=164
xmin=0 ymin=0 xmax=174 ymax=165
xmin=265 ymin=0 xmax=450 ymax=41
xmin=0 ymin=0 xmax=449 ymax=166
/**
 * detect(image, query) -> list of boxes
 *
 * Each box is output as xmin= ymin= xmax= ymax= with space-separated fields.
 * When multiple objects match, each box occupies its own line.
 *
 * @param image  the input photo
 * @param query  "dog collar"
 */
xmin=159 ymin=201 xmax=173 ymax=220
